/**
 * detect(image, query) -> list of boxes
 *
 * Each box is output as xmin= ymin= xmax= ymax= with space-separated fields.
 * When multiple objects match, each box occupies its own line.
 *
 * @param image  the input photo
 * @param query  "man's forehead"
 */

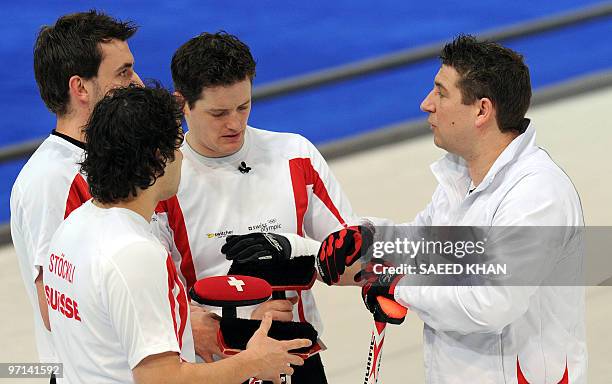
xmin=198 ymin=80 xmax=252 ymax=108
xmin=99 ymin=39 xmax=134 ymax=64
xmin=434 ymin=65 xmax=459 ymax=88
xmin=200 ymin=97 xmax=250 ymax=111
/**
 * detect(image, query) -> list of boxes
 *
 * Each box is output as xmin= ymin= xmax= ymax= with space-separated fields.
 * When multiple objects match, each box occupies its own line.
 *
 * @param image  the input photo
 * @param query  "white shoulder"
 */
xmin=248 ymin=126 xmax=314 ymax=155
xmin=495 ymin=153 xmax=583 ymax=226
xmin=103 ymin=240 xmax=167 ymax=282
xmin=14 ymin=139 xmax=81 ymax=195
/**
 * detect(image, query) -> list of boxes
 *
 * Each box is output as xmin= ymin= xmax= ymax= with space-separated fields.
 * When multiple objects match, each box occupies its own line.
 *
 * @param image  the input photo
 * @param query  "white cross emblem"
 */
xmin=227 ymin=276 xmax=245 ymax=292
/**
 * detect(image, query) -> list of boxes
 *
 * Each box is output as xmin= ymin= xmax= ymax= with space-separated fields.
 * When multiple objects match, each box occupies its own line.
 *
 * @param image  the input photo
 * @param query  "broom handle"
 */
xmin=363 ymin=316 xmax=387 ymax=384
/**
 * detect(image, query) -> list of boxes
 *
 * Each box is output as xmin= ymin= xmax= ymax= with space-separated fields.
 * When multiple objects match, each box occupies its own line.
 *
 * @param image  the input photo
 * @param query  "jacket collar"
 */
xmin=51 ymin=129 xmax=86 ymax=150
xmin=430 ymin=119 xmax=537 ymax=198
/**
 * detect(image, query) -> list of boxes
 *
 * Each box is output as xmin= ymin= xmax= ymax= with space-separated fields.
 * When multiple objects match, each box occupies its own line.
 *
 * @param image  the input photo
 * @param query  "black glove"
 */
xmin=221 ymin=233 xmax=291 ymax=264
xmin=316 ymin=226 xmax=372 ymax=286
xmin=361 ymin=270 xmax=407 ymax=325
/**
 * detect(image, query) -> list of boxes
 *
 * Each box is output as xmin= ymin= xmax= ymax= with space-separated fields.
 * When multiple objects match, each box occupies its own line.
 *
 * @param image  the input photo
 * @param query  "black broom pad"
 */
xmin=228 ymin=256 xmax=316 ymax=288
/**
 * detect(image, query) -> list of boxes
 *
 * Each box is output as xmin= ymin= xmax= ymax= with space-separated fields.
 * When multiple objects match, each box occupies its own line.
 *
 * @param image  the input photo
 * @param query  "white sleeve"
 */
xmin=150 ymin=212 xmax=173 ymax=252
xmin=363 ymin=185 xmax=442 ymax=230
xmin=301 ymin=139 xmax=360 ymax=241
xmin=280 ymin=233 xmax=321 ymax=257
xmin=359 ymin=187 xmax=439 ymax=246
xmin=11 ymin=176 xmax=72 ymax=281
xmin=151 ymin=209 xmax=187 ymax=287
xmin=410 ymin=187 xmax=439 ymax=227
xmin=395 ymin=171 xmax=579 ymax=334
xmin=103 ymin=241 xmax=182 ymax=368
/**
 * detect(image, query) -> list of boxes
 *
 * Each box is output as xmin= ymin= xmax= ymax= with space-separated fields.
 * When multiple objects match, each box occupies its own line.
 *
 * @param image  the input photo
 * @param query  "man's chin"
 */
xmin=221 ymin=138 xmax=244 ymax=155
xmin=432 ymin=135 xmax=443 ymax=149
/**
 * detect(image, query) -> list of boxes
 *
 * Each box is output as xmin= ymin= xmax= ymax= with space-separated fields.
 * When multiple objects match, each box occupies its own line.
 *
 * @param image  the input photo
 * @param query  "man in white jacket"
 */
xmin=317 ymin=35 xmax=586 ymax=383
xmin=11 ymin=10 xmax=143 ymax=370
xmin=154 ymin=31 xmax=359 ymax=382
xmin=41 ymin=85 xmax=310 ymax=384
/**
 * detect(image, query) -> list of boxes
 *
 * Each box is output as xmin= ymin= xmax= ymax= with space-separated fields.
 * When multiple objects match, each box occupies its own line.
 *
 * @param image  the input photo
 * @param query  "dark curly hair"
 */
xmin=171 ymin=31 xmax=256 ymax=108
xmin=81 ymin=84 xmax=183 ymax=204
xmin=34 ymin=9 xmax=137 ymax=116
xmin=440 ymin=35 xmax=531 ymax=133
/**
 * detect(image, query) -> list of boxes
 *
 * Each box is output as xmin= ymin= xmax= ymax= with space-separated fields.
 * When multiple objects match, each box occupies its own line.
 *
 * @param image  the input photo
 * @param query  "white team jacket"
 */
xmin=10 ymin=133 xmax=90 ymax=366
xmin=154 ymin=126 xmax=358 ymax=335
xmin=374 ymin=123 xmax=586 ymax=383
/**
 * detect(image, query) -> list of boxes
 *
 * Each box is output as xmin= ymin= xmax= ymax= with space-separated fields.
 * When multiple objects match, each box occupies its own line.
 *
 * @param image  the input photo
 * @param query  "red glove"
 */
xmin=361 ymin=272 xmax=407 ymax=325
xmin=316 ymin=226 xmax=372 ymax=286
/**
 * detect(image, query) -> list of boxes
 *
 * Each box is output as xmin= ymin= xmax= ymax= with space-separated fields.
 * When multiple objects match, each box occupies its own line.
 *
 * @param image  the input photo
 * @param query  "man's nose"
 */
xmin=131 ymin=72 xmax=144 ymax=87
xmin=420 ymin=90 xmax=435 ymax=113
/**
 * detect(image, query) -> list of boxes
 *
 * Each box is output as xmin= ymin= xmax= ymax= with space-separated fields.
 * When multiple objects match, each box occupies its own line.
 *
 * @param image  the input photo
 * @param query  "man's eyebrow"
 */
xmin=208 ymin=100 xmax=251 ymax=112
xmin=435 ymin=81 xmax=448 ymax=92
xmin=114 ymin=62 xmax=133 ymax=73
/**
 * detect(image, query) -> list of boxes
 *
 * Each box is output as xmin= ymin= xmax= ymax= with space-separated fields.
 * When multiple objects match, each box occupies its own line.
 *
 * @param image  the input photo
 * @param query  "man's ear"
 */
xmin=475 ymin=97 xmax=495 ymax=129
xmin=68 ymin=75 xmax=90 ymax=109
xmin=174 ymin=91 xmax=189 ymax=116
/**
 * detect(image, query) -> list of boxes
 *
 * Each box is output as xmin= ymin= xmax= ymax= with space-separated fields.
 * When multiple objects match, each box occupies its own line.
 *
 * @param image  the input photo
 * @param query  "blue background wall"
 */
xmin=1 ymin=0 xmax=611 ymax=222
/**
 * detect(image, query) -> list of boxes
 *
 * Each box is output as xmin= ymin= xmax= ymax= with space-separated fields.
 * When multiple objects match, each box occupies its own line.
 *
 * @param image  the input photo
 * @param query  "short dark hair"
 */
xmin=440 ymin=35 xmax=531 ymax=133
xmin=33 ymin=10 xmax=137 ymax=116
xmin=81 ymin=84 xmax=183 ymax=204
xmin=171 ymin=31 xmax=256 ymax=108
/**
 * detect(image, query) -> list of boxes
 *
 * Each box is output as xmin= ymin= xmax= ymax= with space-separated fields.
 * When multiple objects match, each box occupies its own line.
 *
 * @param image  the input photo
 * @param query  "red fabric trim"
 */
xmin=307 ymin=164 xmax=346 ymax=228
xmin=156 ymin=197 xmax=197 ymax=292
xmin=559 ymin=362 xmax=569 ymax=384
xmin=166 ymin=255 xmax=179 ymax=345
xmin=166 ymin=253 xmax=189 ymax=349
xmin=517 ymin=356 xmax=569 ymax=384
xmin=64 ymin=174 xmax=90 ymax=219
xmin=174 ymin=266 xmax=188 ymax=348
xmin=288 ymin=158 xmax=346 ymax=236
xmin=296 ymin=290 xmax=306 ymax=323
xmin=288 ymin=159 xmax=308 ymax=237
